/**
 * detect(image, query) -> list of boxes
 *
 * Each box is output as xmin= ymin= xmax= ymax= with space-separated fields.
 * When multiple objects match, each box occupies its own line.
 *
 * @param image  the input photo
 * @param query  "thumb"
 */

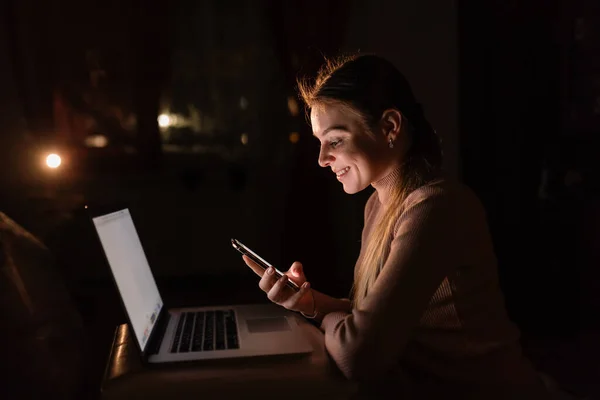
xmin=290 ymin=261 xmax=305 ymax=279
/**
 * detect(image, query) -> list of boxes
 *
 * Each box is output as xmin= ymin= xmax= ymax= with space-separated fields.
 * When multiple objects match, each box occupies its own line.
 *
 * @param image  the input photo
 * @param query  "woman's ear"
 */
xmin=380 ymin=109 xmax=403 ymax=141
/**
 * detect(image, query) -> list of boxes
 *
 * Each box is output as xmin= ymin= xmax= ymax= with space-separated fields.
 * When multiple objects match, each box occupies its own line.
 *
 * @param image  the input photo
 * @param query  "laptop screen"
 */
xmin=92 ymin=209 xmax=163 ymax=352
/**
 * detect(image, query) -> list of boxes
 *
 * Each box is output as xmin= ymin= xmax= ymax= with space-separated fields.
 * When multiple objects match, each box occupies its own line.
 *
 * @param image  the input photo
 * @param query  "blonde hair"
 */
xmin=297 ymin=54 xmax=359 ymax=110
xmin=297 ymin=54 xmax=442 ymax=307
xmin=352 ymin=165 xmax=432 ymax=307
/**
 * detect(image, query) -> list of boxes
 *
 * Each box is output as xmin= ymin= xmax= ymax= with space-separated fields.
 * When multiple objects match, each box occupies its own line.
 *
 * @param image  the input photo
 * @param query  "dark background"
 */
xmin=1 ymin=0 xmax=599 ymax=398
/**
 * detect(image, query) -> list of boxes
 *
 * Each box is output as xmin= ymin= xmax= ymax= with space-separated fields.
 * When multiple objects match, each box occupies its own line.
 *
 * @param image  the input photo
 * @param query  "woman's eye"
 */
xmin=329 ymin=139 xmax=342 ymax=148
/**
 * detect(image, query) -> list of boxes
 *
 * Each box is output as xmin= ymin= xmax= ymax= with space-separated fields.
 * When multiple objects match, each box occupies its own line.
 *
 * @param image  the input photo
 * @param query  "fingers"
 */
xmin=258 ymin=266 xmax=278 ymax=293
xmin=286 ymin=261 xmax=305 ymax=281
xmin=254 ymin=260 xmax=310 ymax=311
xmin=266 ymin=272 xmax=291 ymax=303
xmin=281 ymin=282 xmax=311 ymax=311
xmin=242 ymin=255 xmax=265 ymax=278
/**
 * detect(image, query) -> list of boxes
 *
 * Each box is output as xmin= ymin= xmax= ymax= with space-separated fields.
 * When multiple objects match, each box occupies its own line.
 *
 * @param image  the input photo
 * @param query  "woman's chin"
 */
xmin=342 ymin=181 xmax=367 ymax=195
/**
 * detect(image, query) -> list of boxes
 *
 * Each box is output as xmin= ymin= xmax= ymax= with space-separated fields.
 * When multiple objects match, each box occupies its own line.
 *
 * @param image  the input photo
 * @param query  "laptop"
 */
xmin=88 ymin=205 xmax=313 ymax=364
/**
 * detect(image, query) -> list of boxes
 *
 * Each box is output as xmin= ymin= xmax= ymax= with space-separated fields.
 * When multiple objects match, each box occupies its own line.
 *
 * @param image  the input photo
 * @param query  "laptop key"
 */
xmin=226 ymin=335 xmax=239 ymax=349
xmin=191 ymin=311 xmax=205 ymax=352
xmin=225 ymin=310 xmax=239 ymax=349
xmin=179 ymin=312 xmax=194 ymax=352
xmin=215 ymin=311 xmax=226 ymax=350
xmin=203 ymin=311 xmax=215 ymax=351
xmin=170 ymin=312 xmax=186 ymax=353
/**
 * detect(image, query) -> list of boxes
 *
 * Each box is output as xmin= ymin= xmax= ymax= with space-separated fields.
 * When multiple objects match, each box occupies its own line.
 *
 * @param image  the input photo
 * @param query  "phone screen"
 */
xmin=231 ymin=238 xmax=300 ymax=292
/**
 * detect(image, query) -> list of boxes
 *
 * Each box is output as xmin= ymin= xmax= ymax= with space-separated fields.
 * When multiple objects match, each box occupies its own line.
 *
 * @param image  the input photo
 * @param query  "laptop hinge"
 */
xmin=146 ymin=311 xmax=170 ymax=356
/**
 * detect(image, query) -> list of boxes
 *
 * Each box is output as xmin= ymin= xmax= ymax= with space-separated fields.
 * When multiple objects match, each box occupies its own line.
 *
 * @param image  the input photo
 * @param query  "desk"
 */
xmin=101 ymin=311 xmax=357 ymax=399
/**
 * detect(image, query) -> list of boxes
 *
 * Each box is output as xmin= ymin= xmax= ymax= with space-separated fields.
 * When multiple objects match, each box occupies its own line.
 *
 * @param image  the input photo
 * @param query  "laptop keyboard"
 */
xmin=170 ymin=309 xmax=239 ymax=353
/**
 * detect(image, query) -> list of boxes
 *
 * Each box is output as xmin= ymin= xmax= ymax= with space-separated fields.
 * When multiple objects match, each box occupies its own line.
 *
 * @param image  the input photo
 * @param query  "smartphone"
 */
xmin=231 ymin=238 xmax=300 ymax=292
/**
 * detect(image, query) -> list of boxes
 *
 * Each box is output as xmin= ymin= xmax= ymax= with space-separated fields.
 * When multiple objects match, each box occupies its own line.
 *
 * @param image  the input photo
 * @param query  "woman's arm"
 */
xmin=320 ymin=187 xmax=458 ymax=381
xmin=306 ymin=290 xmax=352 ymax=324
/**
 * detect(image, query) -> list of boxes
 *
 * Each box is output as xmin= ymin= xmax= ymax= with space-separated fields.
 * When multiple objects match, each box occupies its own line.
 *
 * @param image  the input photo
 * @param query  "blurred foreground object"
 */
xmin=0 ymin=212 xmax=85 ymax=399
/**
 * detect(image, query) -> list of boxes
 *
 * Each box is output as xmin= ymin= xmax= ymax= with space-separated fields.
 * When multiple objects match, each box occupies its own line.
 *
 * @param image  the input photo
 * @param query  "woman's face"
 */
xmin=311 ymin=102 xmax=398 ymax=194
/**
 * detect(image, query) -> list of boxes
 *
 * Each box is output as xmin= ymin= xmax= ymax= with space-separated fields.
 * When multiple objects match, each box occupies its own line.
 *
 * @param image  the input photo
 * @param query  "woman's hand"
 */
xmin=242 ymin=255 xmax=315 ymax=315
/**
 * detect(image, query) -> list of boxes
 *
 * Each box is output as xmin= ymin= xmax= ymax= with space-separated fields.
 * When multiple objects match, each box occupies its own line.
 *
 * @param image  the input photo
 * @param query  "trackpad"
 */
xmin=247 ymin=317 xmax=291 ymax=333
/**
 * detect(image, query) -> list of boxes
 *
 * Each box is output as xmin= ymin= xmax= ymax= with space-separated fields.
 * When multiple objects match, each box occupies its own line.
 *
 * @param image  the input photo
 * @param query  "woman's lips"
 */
xmin=336 ymin=166 xmax=350 ymax=180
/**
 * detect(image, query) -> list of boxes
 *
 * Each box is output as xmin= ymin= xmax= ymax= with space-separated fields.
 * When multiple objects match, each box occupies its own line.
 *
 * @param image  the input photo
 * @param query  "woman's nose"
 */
xmin=318 ymin=147 xmax=334 ymax=168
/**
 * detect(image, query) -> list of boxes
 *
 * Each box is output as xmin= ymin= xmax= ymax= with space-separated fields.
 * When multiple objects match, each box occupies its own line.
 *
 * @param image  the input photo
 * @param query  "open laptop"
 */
xmin=89 ymin=205 xmax=313 ymax=364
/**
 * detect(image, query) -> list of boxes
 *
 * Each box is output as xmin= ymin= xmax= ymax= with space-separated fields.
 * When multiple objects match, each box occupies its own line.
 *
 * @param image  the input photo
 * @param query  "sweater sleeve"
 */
xmin=320 ymin=188 xmax=458 ymax=381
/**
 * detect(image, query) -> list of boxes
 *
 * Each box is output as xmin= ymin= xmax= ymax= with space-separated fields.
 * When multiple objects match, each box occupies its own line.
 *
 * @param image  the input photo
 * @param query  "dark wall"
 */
xmin=459 ymin=0 xmax=600 ymax=333
xmin=0 ymin=3 xmax=26 ymax=175
xmin=344 ymin=0 xmax=459 ymax=179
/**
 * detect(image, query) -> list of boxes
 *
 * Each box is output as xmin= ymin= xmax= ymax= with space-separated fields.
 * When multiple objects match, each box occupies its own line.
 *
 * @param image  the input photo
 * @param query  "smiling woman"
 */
xmin=240 ymin=54 xmax=551 ymax=399
xmin=310 ymin=102 xmax=406 ymax=194
xmin=299 ymin=55 xmax=444 ymax=307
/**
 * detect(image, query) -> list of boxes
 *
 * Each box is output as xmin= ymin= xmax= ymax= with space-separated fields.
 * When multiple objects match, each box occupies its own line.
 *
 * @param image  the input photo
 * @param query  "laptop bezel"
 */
xmin=86 ymin=202 xmax=170 ymax=362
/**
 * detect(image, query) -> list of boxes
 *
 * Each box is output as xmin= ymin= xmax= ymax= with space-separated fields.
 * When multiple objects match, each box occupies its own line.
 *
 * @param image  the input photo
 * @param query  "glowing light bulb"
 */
xmin=46 ymin=154 xmax=61 ymax=168
xmin=158 ymin=114 xmax=171 ymax=128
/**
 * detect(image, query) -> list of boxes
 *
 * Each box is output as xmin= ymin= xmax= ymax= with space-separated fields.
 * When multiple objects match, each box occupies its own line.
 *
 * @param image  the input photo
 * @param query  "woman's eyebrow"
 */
xmin=313 ymin=124 xmax=348 ymax=138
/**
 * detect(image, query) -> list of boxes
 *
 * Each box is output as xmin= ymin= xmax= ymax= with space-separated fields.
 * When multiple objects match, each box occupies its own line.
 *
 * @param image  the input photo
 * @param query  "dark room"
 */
xmin=0 ymin=0 xmax=598 ymax=399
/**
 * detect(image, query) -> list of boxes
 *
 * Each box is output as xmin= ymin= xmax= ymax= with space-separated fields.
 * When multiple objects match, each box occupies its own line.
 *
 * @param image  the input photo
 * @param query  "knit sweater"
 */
xmin=319 ymin=168 xmax=549 ymax=399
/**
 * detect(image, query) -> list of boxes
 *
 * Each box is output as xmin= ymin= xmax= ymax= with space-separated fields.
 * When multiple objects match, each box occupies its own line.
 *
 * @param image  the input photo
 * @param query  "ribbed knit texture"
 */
xmin=320 ymin=168 xmax=549 ymax=398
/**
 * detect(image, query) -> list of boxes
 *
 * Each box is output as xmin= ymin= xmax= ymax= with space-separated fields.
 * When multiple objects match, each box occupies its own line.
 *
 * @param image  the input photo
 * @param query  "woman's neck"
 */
xmin=371 ymin=165 xmax=403 ymax=206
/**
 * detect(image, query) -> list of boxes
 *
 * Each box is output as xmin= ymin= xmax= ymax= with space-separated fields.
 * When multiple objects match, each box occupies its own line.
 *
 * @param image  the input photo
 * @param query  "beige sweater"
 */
xmin=320 ymin=168 xmax=549 ymax=398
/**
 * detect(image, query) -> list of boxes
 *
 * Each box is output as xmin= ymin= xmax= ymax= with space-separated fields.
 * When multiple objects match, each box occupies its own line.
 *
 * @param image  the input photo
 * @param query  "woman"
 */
xmin=242 ymin=54 xmax=549 ymax=399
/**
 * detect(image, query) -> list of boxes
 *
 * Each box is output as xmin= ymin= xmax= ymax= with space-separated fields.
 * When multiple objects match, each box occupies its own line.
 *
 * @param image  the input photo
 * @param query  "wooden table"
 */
xmin=101 ymin=310 xmax=357 ymax=400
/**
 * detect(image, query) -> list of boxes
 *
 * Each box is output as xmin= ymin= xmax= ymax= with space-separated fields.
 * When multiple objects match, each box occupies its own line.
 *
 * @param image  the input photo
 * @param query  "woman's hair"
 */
xmin=297 ymin=54 xmax=443 ymax=307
